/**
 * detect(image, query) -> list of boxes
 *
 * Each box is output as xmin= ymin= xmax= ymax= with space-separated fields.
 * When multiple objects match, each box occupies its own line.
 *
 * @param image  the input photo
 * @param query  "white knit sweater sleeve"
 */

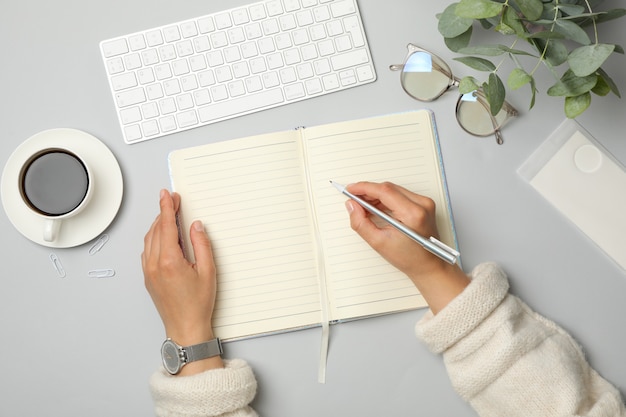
xmin=149 ymin=359 xmax=258 ymax=417
xmin=415 ymin=262 xmax=626 ymax=417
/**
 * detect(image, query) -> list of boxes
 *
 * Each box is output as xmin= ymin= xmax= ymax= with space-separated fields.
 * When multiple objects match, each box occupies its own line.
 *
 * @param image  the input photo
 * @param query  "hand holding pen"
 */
xmin=337 ymin=181 xmax=469 ymax=314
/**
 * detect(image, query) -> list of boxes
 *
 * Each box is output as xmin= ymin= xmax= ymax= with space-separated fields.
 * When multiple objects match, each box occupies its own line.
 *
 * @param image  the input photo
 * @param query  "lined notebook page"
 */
xmin=304 ymin=110 xmax=453 ymax=321
xmin=169 ymin=131 xmax=323 ymax=340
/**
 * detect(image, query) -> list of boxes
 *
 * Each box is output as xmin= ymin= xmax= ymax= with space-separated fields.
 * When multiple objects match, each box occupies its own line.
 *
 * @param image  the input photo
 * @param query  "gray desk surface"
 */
xmin=1 ymin=1 xmax=625 ymax=416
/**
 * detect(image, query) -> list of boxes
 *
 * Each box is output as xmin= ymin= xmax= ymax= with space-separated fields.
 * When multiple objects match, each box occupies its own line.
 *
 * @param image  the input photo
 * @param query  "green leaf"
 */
xmin=444 ymin=27 xmax=473 ymax=52
xmin=456 ymin=0 xmax=504 ymax=19
xmin=438 ymin=3 xmax=474 ymax=38
xmin=508 ymin=68 xmax=532 ymax=90
xmin=459 ymin=76 xmax=480 ymax=94
xmin=547 ymin=70 xmax=597 ymax=97
xmin=458 ymin=45 xmax=507 ymax=56
xmin=596 ymin=67 xmax=621 ymax=98
xmin=485 ymin=73 xmax=505 ymax=115
xmin=495 ymin=22 xmax=515 ymax=35
xmin=554 ymin=19 xmax=591 ymax=45
xmin=565 ymin=93 xmax=591 ymax=118
xmin=557 ymin=4 xmax=585 ymax=16
xmin=591 ymin=76 xmax=611 ymax=97
xmin=568 ymin=44 xmax=615 ymax=77
xmin=454 ymin=56 xmax=496 ymax=71
xmin=529 ymin=78 xmax=537 ymax=109
xmin=499 ymin=46 xmax=538 ymax=58
xmin=515 ymin=0 xmax=543 ymax=21
xmin=594 ymin=8 xmax=626 ymax=24
xmin=526 ymin=30 xmax=565 ymax=41
xmin=542 ymin=39 xmax=569 ymax=66
xmin=502 ymin=5 xmax=526 ymax=36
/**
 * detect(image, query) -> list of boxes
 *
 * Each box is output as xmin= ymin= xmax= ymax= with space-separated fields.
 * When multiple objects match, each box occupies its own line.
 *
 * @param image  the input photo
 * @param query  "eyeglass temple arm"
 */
xmin=389 ymin=62 xmax=454 ymax=81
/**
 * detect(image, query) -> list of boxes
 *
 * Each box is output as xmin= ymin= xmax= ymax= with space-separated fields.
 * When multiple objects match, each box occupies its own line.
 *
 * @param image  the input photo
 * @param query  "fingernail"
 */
xmin=193 ymin=220 xmax=205 ymax=232
xmin=160 ymin=189 xmax=167 ymax=200
xmin=345 ymin=200 xmax=354 ymax=214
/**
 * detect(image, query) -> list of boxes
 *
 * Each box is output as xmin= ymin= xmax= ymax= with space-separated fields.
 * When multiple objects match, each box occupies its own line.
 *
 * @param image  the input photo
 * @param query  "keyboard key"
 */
xmin=142 ymin=120 xmax=160 ymax=136
xmin=198 ymin=17 xmax=216 ymax=33
xmin=129 ymin=34 xmax=147 ymax=51
xmin=181 ymin=21 xmax=198 ymax=38
xmin=206 ymin=51 xmax=224 ymax=67
xmin=176 ymin=94 xmax=194 ymax=110
xmin=211 ymin=32 xmax=229 ymax=48
xmin=124 ymin=124 xmax=143 ymax=141
xmin=232 ymin=9 xmax=250 ymax=25
xmin=356 ymin=65 xmax=375 ymax=82
xmin=215 ymin=13 xmax=233 ymax=29
xmin=137 ymin=68 xmax=155 ymax=84
xmin=112 ymin=72 xmax=138 ymax=91
xmin=194 ymin=89 xmax=212 ymax=105
xmin=330 ymin=48 xmax=369 ymax=71
xmin=322 ymin=73 xmax=339 ymax=90
xmin=163 ymin=26 xmax=181 ymax=42
xmin=115 ymin=88 xmax=146 ymax=107
xmin=120 ymin=107 xmax=142 ymax=124
xmin=146 ymin=30 xmax=164 ymax=47
xmin=146 ymin=83 xmax=164 ymax=100
xmin=176 ymin=40 xmax=194 ymax=57
xmin=266 ymin=0 xmax=283 ymax=16
xmin=159 ymin=116 xmax=177 ymax=132
xmin=155 ymin=64 xmax=173 ymax=80
xmin=102 ymin=38 xmax=129 ymax=57
xmin=177 ymin=110 xmax=199 ymax=128
xmin=141 ymin=49 xmax=160 ymax=65
xmin=249 ymin=4 xmax=267 ymax=21
xmin=124 ymin=53 xmax=142 ymax=70
xmin=305 ymin=78 xmax=323 ymax=94
xmin=343 ymin=15 xmax=365 ymax=47
xmin=330 ymin=0 xmax=356 ymax=17
xmin=285 ymin=83 xmax=305 ymax=100
xmin=313 ymin=5 xmax=331 ymax=22
xmin=283 ymin=0 xmax=300 ymax=12
xmin=210 ymin=85 xmax=228 ymax=101
xmin=106 ymin=58 xmax=125 ymax=74
xmin=142 ymin=102 xmax=159 ymax=118
xmin=194 ymin=36 xmax=211 ymax=52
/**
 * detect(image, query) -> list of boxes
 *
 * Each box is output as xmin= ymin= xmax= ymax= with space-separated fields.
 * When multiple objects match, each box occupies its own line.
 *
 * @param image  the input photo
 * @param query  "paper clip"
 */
xmin=49 ymin=253 xmax=66 ymax=278
xmin=87 ymin=269 xmax=116 ymax=278
xmin=88 ymin=234 xmax=110 ymax=255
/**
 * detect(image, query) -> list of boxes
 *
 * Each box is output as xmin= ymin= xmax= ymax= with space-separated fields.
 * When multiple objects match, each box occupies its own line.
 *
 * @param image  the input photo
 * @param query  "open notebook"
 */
xmin=168 ymin=110 xmax=457 ymax=343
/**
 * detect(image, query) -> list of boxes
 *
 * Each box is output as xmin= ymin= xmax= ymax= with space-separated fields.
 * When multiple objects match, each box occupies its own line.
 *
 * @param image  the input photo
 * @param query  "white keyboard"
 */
xmin=100 ymin=0 xmax=377 ymax=144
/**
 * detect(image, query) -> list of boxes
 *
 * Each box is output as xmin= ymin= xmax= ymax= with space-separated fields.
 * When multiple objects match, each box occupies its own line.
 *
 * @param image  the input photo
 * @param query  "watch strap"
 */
xmin=184 ymin=338 xmax=223 ymax=362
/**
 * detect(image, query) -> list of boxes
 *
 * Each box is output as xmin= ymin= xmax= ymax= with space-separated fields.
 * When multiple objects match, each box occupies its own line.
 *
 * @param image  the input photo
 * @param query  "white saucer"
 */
xmin=1 ymin=128 xmax=123 ymax=248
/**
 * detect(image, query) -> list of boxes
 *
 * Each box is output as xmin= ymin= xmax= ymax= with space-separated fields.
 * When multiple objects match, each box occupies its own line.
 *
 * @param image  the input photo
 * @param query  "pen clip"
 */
xmin=428 ymin=237 xmax=460 ymax=264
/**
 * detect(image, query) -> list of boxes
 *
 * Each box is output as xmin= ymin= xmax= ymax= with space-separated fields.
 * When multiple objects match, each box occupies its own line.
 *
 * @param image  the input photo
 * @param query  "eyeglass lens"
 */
xmin=456 ymin=93 xmax=510 ymax=137
xmin=401 ymin=52 xmax=453 ymax=102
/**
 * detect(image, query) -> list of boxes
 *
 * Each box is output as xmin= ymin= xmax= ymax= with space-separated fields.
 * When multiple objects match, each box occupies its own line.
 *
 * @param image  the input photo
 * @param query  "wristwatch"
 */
xmin=161 ymin=338 xmax=223 ymax=375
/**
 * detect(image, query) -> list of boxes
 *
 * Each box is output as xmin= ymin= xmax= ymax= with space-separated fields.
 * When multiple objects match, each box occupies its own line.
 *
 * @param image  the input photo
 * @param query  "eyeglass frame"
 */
xmin=390 ymin=44 xmax=518 ymax=145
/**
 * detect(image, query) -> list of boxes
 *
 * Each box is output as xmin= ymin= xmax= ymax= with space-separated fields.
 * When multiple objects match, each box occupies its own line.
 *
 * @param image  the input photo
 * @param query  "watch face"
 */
xmin=161 ymin=340 xmax=182 ymax=375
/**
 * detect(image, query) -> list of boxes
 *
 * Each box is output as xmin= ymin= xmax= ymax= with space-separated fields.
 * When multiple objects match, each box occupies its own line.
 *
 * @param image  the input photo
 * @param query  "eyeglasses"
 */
xmin=390 ymin=44 xmax=518 ymax=145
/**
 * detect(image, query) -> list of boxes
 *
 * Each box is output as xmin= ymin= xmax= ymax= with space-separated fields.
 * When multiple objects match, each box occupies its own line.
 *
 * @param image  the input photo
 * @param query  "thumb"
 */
xmin=189 ymin=220 xmax=214 ymax=271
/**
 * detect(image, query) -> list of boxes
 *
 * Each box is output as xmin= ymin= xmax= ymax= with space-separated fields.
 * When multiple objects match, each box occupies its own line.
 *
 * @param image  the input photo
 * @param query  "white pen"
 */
xmin=330 ymin=181 xmax=460 ymax=265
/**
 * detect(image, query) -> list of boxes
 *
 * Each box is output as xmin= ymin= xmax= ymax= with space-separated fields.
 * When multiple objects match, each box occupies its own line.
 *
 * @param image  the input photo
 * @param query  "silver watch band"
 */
xmin=184 ymin=338 xmax=223 ymax=362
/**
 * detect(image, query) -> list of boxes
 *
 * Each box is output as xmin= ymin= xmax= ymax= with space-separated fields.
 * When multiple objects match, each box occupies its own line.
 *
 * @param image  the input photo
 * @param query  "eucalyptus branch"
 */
xmin=437 ymin=0 xmax=625 ymax=119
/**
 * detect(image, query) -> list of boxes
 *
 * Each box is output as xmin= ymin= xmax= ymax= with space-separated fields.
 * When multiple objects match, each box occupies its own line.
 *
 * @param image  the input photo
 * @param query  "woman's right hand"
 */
xmin=344 ymin=181 xmax=469 ymax=314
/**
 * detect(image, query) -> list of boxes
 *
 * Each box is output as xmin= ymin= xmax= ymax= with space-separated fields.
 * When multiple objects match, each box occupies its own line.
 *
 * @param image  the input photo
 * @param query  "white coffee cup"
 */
xmin=18 ymin=148 xmax=94 ymax=242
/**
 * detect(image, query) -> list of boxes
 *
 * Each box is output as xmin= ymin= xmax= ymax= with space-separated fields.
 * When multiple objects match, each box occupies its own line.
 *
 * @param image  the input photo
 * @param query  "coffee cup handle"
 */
xmin=44 ymin=218 xmax=62 ymax=242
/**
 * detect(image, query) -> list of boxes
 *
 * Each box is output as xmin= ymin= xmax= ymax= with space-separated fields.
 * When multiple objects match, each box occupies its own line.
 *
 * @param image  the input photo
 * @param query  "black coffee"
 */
xmin=20 ymin=150 xmax=90 ymax=216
